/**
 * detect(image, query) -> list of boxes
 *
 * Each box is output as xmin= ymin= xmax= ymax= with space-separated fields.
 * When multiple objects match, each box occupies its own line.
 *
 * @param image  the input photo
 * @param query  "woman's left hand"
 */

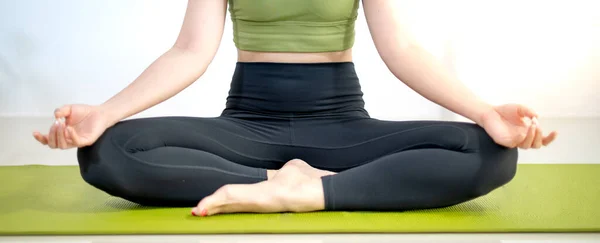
xmin=480 ymin=104 xmax=557 ymax=149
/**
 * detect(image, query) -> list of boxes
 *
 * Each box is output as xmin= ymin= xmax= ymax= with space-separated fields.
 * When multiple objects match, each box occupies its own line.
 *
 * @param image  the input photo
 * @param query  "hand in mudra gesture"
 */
xmin=33 ymin=104 xmax=110 ymax=149
xmin=480 ymin=104 xmax=557 ymax=149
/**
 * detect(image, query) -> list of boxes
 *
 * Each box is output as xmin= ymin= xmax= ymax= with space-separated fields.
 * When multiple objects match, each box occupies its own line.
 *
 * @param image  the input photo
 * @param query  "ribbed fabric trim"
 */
xmin=231 ymin=19 xmax=356 ymax=52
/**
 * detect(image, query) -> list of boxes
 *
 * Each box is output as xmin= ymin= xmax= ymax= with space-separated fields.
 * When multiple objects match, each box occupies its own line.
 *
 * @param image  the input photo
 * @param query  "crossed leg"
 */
xmin=77 ymin=116 xmax=517 ymax=216
xmin=194 ymin=118 xmax=518 ymax=216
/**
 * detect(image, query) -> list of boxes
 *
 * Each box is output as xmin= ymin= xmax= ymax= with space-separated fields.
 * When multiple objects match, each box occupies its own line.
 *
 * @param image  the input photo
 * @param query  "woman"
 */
xmin=33 ymin=0 xmax=557 ymax=217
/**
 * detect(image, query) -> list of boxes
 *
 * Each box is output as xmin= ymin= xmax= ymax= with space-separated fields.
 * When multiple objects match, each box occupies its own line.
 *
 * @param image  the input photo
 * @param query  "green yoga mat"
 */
xmin=0 ymin=164 xmax=599 ymax=235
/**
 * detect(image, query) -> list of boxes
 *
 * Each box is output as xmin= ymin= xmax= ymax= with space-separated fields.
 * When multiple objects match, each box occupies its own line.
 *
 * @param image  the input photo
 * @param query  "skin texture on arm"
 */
xmin=363 ymin=0 xmax=492 ymax=125
xmin=363 ymin=0 xmax=557 ymax=149
xmin=100 ymin=0 xmax=227 ymax=126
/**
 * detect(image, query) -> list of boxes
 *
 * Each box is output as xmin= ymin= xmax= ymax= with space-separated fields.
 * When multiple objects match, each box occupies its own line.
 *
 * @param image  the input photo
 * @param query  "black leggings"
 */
xmin=77 ymin=62 xmax=518 ymax=211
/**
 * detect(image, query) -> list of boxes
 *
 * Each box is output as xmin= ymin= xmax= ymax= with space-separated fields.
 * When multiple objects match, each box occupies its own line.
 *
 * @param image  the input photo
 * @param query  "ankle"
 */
xmin=285 ymin=178 xmax=326 ymax=212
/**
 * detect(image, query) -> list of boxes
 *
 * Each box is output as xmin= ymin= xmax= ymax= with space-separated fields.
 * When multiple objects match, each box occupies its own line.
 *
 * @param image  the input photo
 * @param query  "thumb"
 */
xmin=54 ymin=105 xmax=72 ymax=119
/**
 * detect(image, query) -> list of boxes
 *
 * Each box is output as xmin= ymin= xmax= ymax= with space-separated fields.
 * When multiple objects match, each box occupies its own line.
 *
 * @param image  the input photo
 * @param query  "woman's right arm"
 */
xmin=100 ymin=0 xmax=228 ymax=126
xmin=33 ymin=0 xmax=228 ymax=149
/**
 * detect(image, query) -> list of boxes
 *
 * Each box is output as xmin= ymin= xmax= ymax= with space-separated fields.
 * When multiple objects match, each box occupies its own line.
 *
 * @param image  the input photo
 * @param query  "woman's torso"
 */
xmin=228 ymin=0 xmax=359 ymax=63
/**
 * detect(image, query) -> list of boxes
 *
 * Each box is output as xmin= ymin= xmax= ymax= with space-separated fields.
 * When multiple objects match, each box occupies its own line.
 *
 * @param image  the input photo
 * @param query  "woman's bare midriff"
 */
xmin=237 ymin=49 xmax=353 ymax=63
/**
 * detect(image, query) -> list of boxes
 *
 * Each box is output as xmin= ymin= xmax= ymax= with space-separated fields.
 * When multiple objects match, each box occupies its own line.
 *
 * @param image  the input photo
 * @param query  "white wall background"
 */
xmin=1 ymin=0 xmax=599 ymax=119
xmin=0 ymin=0 xmax=599 ymax=165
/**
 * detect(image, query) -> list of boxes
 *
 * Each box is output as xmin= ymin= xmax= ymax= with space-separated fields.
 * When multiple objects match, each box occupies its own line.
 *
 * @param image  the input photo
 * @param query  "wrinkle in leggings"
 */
xmin=77 ymin=62 xmax=518 ymax=210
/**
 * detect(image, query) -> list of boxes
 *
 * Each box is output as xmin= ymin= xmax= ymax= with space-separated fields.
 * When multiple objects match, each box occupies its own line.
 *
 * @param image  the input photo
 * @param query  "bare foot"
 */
xmin=192 ymin=160 xmax=328 ymax=217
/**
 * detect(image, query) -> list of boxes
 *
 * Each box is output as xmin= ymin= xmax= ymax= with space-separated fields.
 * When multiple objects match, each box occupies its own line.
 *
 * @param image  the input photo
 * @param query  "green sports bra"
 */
xmin=228 ymin=0 xmax=360 ymax=52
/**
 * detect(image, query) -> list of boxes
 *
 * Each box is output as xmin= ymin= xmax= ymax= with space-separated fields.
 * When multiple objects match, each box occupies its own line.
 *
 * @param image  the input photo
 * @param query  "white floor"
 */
xmin=1 ymin=116 xmax=599 ymax=242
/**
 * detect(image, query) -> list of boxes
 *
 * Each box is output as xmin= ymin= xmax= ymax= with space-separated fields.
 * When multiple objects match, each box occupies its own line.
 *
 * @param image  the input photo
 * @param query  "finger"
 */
xmin=56 ymin=122 xmax=69 ymax=149
xmin=33 ymin=131 xmax=49 ymax=145
xmin=54 ymin=105 xmax=72 ymax=119
xmin=519 ymin=124 xmax=536 ymax=149
xmin=48 ymin=121 xmax=59 ymax=149
xmin=542 ymin=131 xmax=558 ymax=146
xmin=532 ymin=126 xmax=543 ymax=149
xmin=517 ymin=105 xmax=538 ymax=119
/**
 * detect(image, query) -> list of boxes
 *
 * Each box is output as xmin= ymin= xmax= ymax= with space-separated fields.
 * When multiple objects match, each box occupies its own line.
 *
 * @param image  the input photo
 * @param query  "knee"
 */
xmin=76 ymin=125 xmax=131 ymax=197
xmin=77 ymin=143 xmax=121 ymax=197
xmin=78 ymin=147 xmax=149 ymax=203
xmin=76 ymin=121 xmax=163 ymax=205
xmin=77 ymin=122 xmax=116 ymax=172
xmin=470 ymin=146 xmax=518 ymax=197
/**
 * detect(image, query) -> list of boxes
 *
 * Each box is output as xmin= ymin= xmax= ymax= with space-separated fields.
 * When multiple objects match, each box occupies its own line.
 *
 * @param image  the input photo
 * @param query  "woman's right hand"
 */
xmin=33 ymin=104 xmax=111 ymax=149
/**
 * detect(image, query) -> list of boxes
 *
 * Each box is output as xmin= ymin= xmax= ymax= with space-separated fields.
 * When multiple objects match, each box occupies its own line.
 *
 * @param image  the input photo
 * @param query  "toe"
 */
xmin=194 ymin=187 xmax=230 ymax=217
xmin=192 ymin=198 xmax=213 ymax=217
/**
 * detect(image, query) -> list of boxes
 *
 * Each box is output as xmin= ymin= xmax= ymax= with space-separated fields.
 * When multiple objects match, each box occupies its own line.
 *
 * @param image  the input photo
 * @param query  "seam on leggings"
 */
xmin=121 ymin=129 xmax=153 ymax=149
xmin=322 ymin=141 xmax=436 ymax=169
xmin=126 ymin=126 xmax=284 ymax=164
xmin=309 ymin=124 xmax=477 ymax=169
xmin=202 ymin=122 xmax=469 ymax=150
xmin=193 ymin=123 xmax=475 ymax=168
xmin=319 ymin=141 xmax=479 ymax=170
xmin=118 ymin=122 xmax=477 ymax=170
xmin=175 ymin=117 xmax=293 ymax=148
xmin=111 ymin=136 xmax=266 ymax=180
xmin=185 ymin=130 xmax=284 ymax=163
xmin=450 ymin=123 xmax=471 ymax=151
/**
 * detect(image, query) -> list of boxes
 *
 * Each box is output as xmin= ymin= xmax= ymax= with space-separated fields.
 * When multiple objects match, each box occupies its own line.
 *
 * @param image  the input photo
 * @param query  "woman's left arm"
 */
xmin=363 ymin=0 xmax=490 ymax=124
xmin=363 ymin=0 xmax=557 ymax=148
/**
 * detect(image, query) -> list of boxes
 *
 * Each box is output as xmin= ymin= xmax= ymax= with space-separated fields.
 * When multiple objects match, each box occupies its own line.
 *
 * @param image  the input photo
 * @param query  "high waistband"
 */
xmin=222 ymin=62 xmax=369 ymax=118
